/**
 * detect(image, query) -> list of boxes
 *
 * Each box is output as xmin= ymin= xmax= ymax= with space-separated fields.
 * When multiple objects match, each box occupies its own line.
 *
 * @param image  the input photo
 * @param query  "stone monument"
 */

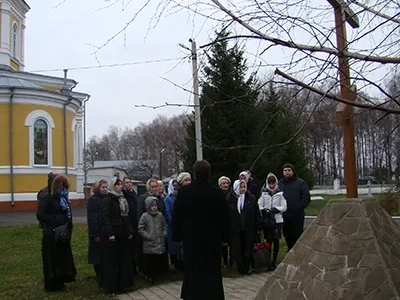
xmin=256 ymin=198 xmax=400 ymax=300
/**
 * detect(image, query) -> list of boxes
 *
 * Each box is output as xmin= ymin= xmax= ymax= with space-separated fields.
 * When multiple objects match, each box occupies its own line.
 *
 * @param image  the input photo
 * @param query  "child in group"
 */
xmin=138 ymin=196 xmax=168 ymax=284
xmin=258 ymin=173 xmax=287 ymax=271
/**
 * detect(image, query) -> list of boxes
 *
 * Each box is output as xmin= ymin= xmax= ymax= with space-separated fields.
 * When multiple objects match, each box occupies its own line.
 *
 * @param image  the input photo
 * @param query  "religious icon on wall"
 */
xmin=34 ymin=119 xmax=48 ymax=165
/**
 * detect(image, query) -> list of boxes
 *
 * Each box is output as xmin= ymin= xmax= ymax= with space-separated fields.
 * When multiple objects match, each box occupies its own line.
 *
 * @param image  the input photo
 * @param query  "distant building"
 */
xmin=0 ymin=1 xmax=89 ymax=211
xmin=86 ymin=166 xmax=141 ymax=198
xmin=93 ymin=160 xmax=159 ymax=180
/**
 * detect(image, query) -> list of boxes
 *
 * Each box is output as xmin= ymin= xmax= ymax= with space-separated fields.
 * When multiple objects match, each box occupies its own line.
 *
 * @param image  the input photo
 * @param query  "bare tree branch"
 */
xmin=275 ymin=68 xmax=400 ymax=114
xmin=211 ymin=0 xmax=400 ymax=64
xmin=91 ymin=0 xmax=152 ymax=54
xmin=352 ymin=0 xmax=400 ymax=25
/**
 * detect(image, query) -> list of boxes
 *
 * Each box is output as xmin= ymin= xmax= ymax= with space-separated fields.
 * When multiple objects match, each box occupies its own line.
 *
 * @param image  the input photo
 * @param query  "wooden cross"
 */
xmin=328 ymin=0 xmax=360 ymax=198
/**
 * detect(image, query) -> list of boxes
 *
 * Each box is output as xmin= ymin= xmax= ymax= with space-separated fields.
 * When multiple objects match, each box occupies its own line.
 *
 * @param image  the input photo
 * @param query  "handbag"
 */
xmin=252 ymin=234 xmax=271 ymax=271
xmin=262 ymin=212 xmax=276 ymax=230
xmin=53 ymin=223 xmax=71 ymax=242
xmin=262 ymin=197 xmax=276 ymax=230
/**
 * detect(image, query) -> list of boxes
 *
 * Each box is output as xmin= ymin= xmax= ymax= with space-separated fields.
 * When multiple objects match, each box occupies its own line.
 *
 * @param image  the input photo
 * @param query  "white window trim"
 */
xmin=12 ymin=22 xmax=18 ymax=59
xmin=24 ymin=110 xmax=55 ymax=167
xmin=71 ymin=118 xmax=83 ymax=170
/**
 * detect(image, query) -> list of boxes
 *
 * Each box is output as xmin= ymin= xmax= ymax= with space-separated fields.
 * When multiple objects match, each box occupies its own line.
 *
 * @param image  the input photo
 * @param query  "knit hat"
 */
xmin=177 ymin=172 xmax=191 ymax=184
xmin=282 ymin=163 xmax=295 ymax=172
xmin=218 ymin=176 xmax=231 ymax=186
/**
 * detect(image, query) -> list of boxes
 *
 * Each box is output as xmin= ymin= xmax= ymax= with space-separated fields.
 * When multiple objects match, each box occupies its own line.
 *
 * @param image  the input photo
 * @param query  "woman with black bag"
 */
xmin=36 ymin=174 xmax=76 ymax=292
xmin=258 ymin=173 xmax=287 ymax=271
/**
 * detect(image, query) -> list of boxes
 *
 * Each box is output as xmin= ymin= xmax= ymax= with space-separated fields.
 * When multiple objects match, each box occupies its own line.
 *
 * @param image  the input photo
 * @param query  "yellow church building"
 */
xmin=0 ymin=0 xmax=89 ymax=211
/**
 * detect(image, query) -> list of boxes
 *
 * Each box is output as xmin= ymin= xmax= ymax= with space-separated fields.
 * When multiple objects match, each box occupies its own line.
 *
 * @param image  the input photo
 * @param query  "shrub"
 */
xmin=380 ymin=188 xmax=400 ymax=215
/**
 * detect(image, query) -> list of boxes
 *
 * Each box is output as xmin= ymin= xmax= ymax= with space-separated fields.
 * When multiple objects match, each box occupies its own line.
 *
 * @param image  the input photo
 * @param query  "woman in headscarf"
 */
xmin=36 ymin=174 xmax=77 ymax=291
xmin=228 ymin=179 xmax=260 ymax=275
xmin=218 ymin=176 xmax=232 ymax=268
xmin=157 ymin=180 xmax=166 ymax=198
xmin=86 ymin=179 xmax=107 ymax=282
xmin=99 ymin=177 xmax=134 ymax=293
xmin=165 ymin=172 xmax=191 ymax=271
xmin=164 ymin=178 xmax=179 ymax=269
xmin=137 ymin=178 xmax=164 ymax=220
xmin=218 ymin=176 xmax=231 ymax=200
xmin=258 ymin=173 xmax=287 ymax=270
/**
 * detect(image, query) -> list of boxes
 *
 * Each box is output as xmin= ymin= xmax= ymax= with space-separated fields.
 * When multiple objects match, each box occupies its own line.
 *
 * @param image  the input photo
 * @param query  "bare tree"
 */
xmin=87 ymin=0 xmax=400 ymax=184
xmin=85 ymin=114 xmax=187 ymax=178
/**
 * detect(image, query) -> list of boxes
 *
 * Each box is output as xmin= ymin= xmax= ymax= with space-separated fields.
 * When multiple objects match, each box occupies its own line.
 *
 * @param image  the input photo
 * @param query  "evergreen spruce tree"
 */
xmin=183 ymin=31 xmax=314 ymax=188
xmin=183 ymin=30 xmax=260 ymax=184
xmin=251 ymin=83 xmax=315 ymax=188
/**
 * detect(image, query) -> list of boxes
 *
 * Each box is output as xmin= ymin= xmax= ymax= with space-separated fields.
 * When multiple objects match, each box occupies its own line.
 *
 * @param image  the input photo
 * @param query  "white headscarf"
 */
xmin=168 ymin=178 xmax=177 ymax=195
xmin=266 ymin=172 xmax=279 ymax=193
xmin=108 ymin=177 xmax=129 ymax=217
xmin=239 ymin=171 xmax=250 ymax=183
xmin=233 ymin=179 xmax=247 ymax=214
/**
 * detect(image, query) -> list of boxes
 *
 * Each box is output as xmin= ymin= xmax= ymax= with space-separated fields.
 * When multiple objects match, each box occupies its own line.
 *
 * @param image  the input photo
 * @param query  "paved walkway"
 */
xmin=118 ymin=272 xmax=269 ymax=300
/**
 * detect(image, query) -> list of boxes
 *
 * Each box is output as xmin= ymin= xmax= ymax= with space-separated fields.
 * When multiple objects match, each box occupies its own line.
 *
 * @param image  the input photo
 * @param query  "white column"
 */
xmin=0 ymin=2 xmax=11 ymax=65
xmin=75 ymin=122 xmax=84 ymax=193
xmin=20 ymin=21 xmax=26 ymax=69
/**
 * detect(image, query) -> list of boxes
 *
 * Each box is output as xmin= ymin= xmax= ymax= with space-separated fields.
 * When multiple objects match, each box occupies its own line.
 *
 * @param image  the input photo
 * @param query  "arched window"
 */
xmin=12 ymin=23 xmax=18 ymax=58
xmin=25 ymin=110 xmax=55 ymax=166
xmin=33 ymin=119 xmax=48 ymax=165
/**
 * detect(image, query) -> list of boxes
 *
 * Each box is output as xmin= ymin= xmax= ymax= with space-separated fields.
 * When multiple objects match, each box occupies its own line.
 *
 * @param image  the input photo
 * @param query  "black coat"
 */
xmin=36 ymin=194 xmax=76 ymax=291
xmin=86 ymin=193 xmax=103 ymax=265
xmin=278 ymin=176 xmax=310 ymax=220
xmin=172 ymin=178 xmax=230 ymax=300
xmin=99 ymin=193 xmax=134 ymax=291
xmin=123 ymin=189 xmax=139 ymax=234
xmin=247 ymin=178 xmax=260 ymax=199
xmin=228 ymin=191 xmax=261 ymax=264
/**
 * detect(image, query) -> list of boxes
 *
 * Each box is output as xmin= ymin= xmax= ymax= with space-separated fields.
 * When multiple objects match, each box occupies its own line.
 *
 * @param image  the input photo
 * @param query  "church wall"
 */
xmin=0 ymin=103 xmax=9 ymax=166
xmin=0 ymin=1 xmax=87 ymax=211
xmin=0 ymin=102 xmax=78 ymax=194
xmin=0 ymin=174 xmax=77 ymax=193
xmin=8 ymin=103 xmax=75 ymax=167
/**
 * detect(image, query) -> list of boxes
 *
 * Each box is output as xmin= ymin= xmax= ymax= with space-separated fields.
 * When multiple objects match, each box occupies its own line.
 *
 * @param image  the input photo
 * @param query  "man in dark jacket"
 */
xmin=122 ymin=176 xmax=139 ymax=275
xmin=173 ymin=160 xmax=230 ymax=300
xmin=278 ymin=163 xmax=310 ymax=251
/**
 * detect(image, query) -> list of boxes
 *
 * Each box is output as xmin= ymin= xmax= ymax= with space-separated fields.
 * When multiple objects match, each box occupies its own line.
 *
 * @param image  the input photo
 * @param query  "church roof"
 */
xmin=0 ymin=76 xmax=43 ymax=90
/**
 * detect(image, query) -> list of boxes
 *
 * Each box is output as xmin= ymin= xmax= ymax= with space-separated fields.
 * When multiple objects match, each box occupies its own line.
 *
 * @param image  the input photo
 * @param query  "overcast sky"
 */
xmin=23 ymin=0 xmax=389 ymax=139
xmin=24 ymin=0 xmax=222 ymax=138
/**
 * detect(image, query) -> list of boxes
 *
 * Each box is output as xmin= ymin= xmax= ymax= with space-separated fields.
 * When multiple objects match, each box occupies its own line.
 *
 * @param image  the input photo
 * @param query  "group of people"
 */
xmin=35 ymin=161 xmax=310 ymax=300
xmin=217 ymin=164 xmax=311 ymax=274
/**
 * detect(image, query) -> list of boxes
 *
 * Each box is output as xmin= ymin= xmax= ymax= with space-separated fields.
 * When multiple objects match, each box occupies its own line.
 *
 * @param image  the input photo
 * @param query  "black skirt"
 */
xmin=142 ymin=253 xmax=168 ymax=277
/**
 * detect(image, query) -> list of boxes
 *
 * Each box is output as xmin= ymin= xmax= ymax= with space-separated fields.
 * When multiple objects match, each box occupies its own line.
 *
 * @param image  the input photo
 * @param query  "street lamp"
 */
xmin=159 ymin=148 xmax=166 ymax=179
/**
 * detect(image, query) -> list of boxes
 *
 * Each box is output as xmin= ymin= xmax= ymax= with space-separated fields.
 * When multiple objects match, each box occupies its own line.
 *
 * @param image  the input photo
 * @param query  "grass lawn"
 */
xmin=305 ymin=193 xmax=400 ymax=216
xmin=1 ymin=224 xmax=276 ymax=300
xmin=0 ymin=224 xmax=185 ymax=300
xmin=305 ymin=194 xmax=348 ymax=216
